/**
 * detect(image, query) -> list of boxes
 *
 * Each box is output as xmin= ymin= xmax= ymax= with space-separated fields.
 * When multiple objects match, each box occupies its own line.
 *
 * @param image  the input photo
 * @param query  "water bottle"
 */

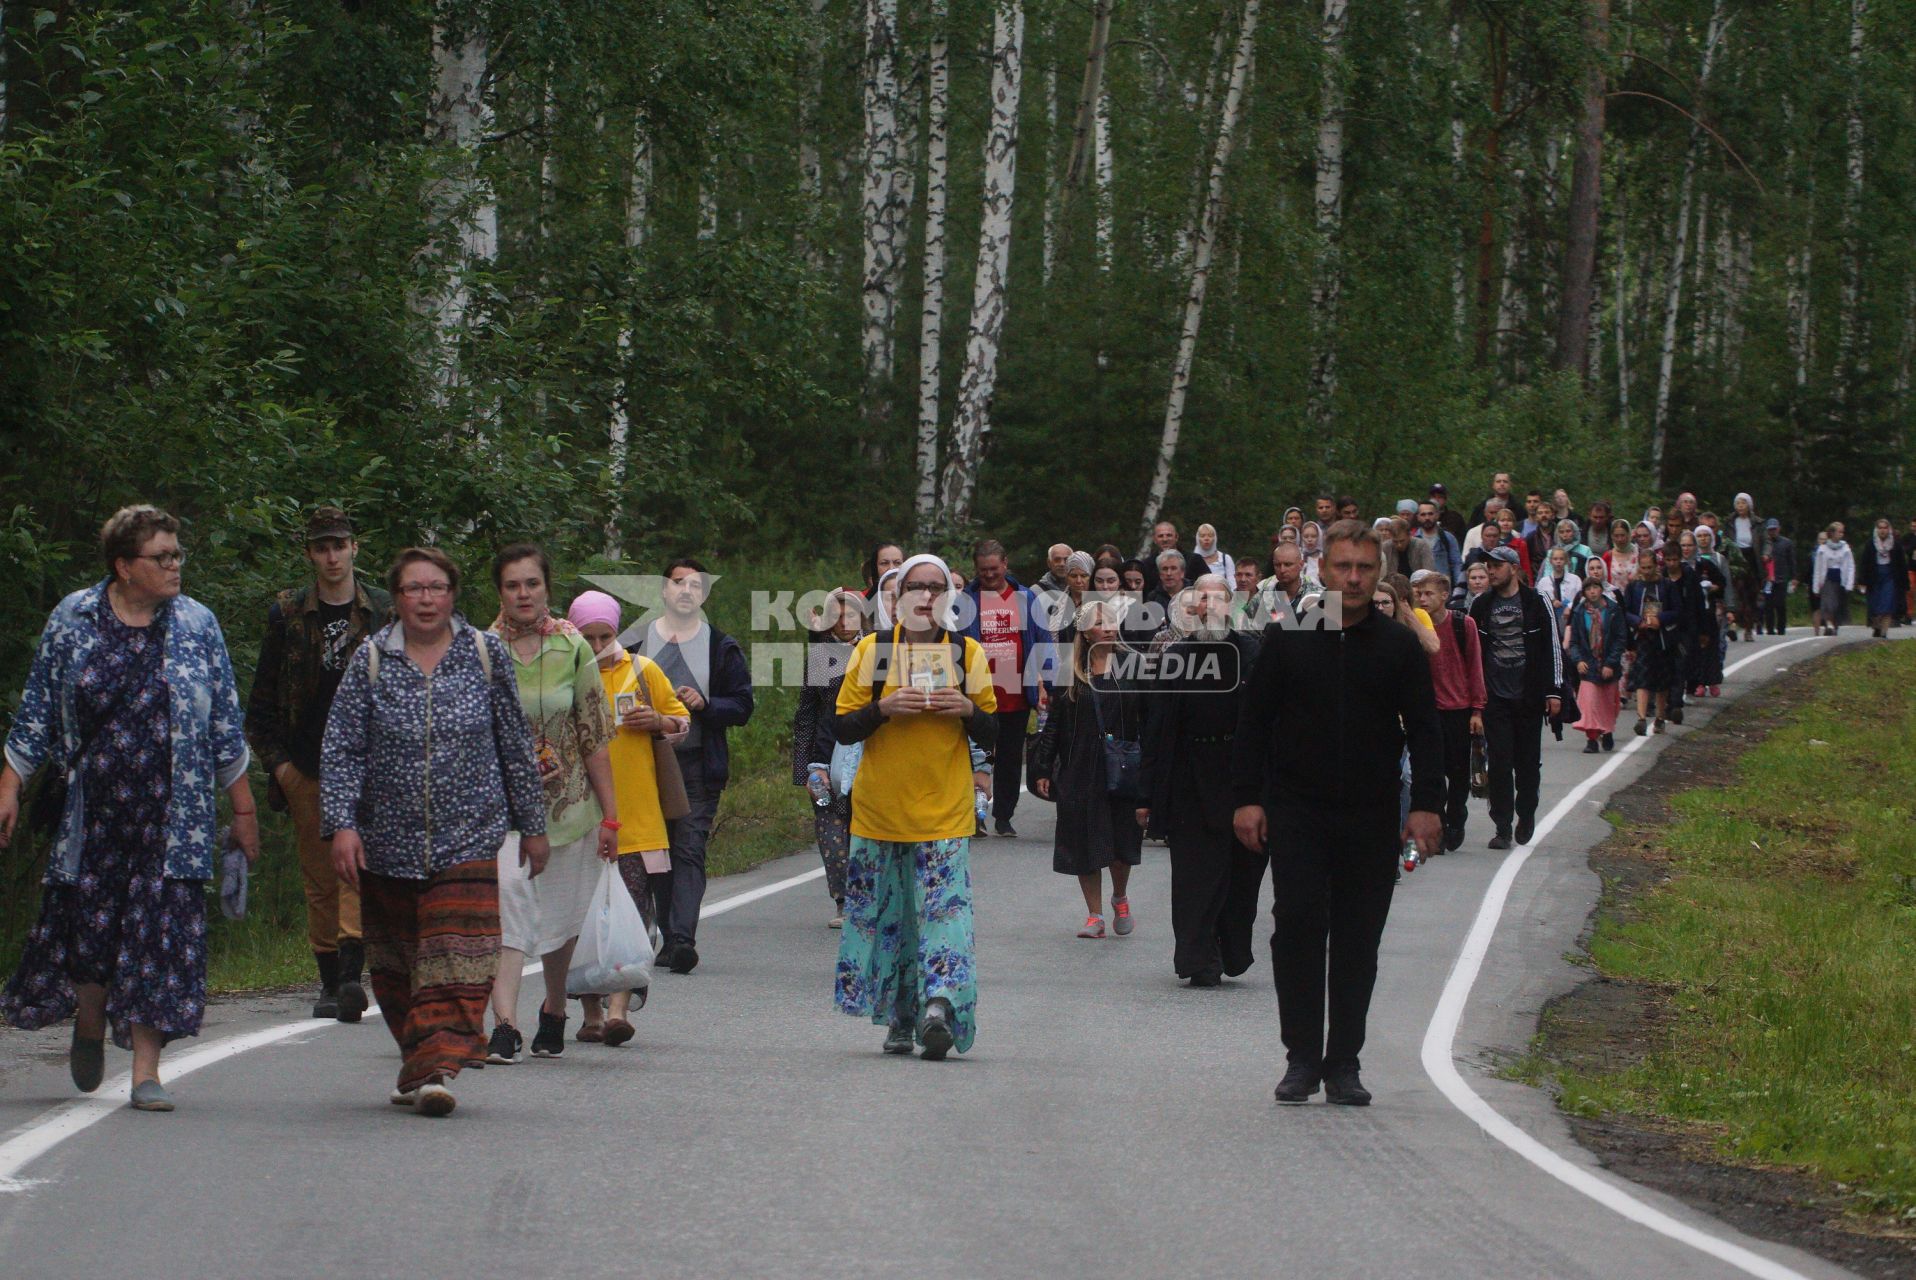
xmin=807 ymin=769 xmax=832 ymax=807
xmin=1033 ymin=705 xmax=1048 ymax=734
xmin=1402 ymin=839 xmax=1422 ymax=873
xmin=975 ymin=786 xmax=990 ymax=825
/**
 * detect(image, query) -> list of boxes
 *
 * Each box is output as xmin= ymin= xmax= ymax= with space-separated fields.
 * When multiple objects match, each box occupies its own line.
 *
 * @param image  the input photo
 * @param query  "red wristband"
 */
xmin=600 ymin=819 xmax=622 ymax=831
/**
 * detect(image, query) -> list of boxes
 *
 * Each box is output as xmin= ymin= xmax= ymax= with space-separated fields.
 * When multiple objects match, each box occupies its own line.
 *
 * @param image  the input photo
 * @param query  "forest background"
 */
xmin=1 ymin=1 xmax=1912 ymax=954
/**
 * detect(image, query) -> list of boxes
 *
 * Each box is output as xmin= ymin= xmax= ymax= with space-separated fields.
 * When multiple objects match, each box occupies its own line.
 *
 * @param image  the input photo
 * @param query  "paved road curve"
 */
xmin=0 ymin=633 xmax=1873 ymax=1279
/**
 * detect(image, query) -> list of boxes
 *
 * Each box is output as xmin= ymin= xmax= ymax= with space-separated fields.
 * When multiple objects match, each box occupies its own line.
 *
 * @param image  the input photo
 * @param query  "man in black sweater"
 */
xmin=1232 ymin=521 xmax=1443 ymax=1107
xmin=1468 ymin=547 xmax=1562 ymax=849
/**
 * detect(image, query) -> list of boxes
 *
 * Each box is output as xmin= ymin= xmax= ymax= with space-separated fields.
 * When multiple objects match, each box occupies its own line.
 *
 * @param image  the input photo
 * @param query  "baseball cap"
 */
xmin=1764 ymin=517 xmax=1780 ymax=530
xmin=1428 ymin=482 xmax=1448 ymax=496
xmin=305 ymin=505 xmax=354 ymax=543
xmin=1487 ymin=547 xmax=1520 ymax=565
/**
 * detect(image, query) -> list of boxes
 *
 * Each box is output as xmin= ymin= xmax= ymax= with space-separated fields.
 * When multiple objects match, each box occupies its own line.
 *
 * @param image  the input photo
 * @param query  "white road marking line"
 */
xmin=0 ymin=866 xmax=819 ymax=1188
xmin=1420 ymin=634 xmax=1827 ymax=1280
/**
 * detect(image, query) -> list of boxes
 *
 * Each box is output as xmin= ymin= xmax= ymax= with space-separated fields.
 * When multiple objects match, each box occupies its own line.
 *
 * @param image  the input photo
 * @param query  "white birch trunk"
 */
xmin=913 ymin=0 xmax=952 ymax=540
xmin=859 ymin=0 xmax=905 ymax=436
xmin=1139 ymin=0 xmax=1261 ymax=543
xmin=1093 ymin=85 xmax=1114 ymax=274
xmin=604 ymin=111 xmax=652 ymax=559
xmin=1306 ymin=0 xmax=1349 ymax=445
xmin=1834 ymin=0 xmax=1867 ymax=395
xmin=1650 ymin=0 xmax=1726 ymax=483
xmin=698 ymin=154 xmax=718 ymax=241
xmin=937 ymin=0 xmax=1025 ymax=533
xmin=424 ymin=25 xmax=497 ymax=402
xmin=1687 ymin=192 xmax=1711 ymax=362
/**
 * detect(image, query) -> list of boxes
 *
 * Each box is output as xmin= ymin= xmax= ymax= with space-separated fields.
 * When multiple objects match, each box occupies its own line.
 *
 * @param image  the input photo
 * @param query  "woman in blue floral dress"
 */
xmin=0 ymin=507 xmax=257 ymax=1112
xmin=831 ymin=554 xmax=998 ymax=1059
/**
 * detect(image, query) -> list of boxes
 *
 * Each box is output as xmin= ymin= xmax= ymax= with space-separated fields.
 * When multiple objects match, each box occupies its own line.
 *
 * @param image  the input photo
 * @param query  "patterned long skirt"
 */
xmin=361 ymin=860 xmax=499 ymax=1092
xmin=813 ymin=799 xmax=850 ymax=903
xmin=834 ymin=837 xmax=978 ymax=1054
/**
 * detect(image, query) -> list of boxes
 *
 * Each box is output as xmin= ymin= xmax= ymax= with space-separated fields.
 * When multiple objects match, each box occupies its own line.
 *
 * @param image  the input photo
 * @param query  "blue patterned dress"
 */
xmin=834 ymin=837 xmax=978 ymax=1053
xmin=3 ymin=602 xmax=208 ymax=1047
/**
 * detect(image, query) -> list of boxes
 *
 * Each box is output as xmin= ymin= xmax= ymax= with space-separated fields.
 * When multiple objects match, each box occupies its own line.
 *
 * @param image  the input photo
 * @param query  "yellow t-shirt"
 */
xmin=596 ymin=651 xmax=690 ymax=855
xmin=835 ymin=629 xmax=998 ymax=843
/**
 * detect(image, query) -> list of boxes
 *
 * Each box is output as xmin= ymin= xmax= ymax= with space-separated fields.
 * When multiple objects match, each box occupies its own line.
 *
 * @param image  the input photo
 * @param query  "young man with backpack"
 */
xmin=244 ymin=506 xmax=391 ymax=1020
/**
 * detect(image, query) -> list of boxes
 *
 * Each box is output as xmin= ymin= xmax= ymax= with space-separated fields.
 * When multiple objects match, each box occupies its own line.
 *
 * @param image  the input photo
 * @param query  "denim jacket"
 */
xmin=5 ymin=582 xmax=250 ymax=886
xmin=319 ymin=617 xmax=546 ymax=879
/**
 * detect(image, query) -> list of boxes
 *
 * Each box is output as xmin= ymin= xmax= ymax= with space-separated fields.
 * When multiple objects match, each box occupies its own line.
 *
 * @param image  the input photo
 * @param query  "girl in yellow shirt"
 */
xmin=567 ymin=591 xmax=689 ymax=1047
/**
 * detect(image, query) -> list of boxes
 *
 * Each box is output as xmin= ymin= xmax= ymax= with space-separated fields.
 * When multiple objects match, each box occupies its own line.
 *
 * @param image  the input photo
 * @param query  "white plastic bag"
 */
xmin=565 ymin=862 xmax=655 ymax=996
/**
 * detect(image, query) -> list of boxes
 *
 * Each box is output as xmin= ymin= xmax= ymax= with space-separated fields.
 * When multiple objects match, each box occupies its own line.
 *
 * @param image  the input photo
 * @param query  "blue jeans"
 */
xmin=663 ymin=754 xmax=720 ymax=947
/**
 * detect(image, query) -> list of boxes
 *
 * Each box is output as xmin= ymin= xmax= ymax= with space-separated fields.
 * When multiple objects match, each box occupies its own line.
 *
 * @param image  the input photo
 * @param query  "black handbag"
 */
xmin=1089 ymin=683 xmax=1145 ymax=803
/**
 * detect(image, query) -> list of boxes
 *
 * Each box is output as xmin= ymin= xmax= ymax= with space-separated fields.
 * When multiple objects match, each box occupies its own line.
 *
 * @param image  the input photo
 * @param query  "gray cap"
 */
xmin=1487 ymin=547 xmax=1520 ymax=565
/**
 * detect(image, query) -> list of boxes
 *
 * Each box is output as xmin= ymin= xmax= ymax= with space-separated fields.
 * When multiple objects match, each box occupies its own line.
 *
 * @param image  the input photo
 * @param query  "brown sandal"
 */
xmin=602 ymin=1018 xmax=636 ymax=1048
xmin=575 ymin=1023 xmax=605 ymax=1043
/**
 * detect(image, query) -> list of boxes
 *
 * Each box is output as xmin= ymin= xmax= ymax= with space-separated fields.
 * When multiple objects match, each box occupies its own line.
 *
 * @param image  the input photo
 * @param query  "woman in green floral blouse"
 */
xmin=484 ymin=544 xmax=619 ymax=1065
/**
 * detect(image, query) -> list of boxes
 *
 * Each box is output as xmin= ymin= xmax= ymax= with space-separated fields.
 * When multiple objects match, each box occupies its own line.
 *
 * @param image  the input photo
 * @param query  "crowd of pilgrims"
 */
xmin=0 ymin=484 xmax=1909 ymax=1114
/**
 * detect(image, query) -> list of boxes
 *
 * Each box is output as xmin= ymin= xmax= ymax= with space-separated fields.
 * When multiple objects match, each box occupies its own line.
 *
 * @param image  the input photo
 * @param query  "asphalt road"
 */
xmin=0 ymin=631 xmax=1875 ymax=1280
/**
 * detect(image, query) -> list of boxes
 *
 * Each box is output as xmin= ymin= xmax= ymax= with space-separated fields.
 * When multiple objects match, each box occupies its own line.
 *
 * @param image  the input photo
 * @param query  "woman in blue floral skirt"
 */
xmin=831 ymin=555 xmax=997 ymax=1059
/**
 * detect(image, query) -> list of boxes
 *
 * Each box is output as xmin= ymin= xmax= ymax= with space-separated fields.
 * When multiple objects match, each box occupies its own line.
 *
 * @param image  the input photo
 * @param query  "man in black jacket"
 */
xmin=1468 ymin=547 xmax=1562 ymax=849
xmin=1762 ymin=518 xmax=1795 ymax=636
xmin=638 ymin=558 xmax=756 ymax=974
xmin=1232 ymin=521 xmax=1443 ymax=1107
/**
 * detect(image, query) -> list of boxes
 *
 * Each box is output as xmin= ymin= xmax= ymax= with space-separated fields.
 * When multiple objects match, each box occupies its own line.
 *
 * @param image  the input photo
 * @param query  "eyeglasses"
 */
xmin=898 ymin=581 xmax=945 ymax=596
xmin=399 ymin=582 xmax=454 ymax=599
xmin=134 ymin=551 xmax=188 ymax=569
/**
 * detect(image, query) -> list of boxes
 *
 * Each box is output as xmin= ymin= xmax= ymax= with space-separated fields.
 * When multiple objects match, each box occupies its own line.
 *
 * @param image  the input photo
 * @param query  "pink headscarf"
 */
xmin=566 ymin=590 xmax=624 ymax=635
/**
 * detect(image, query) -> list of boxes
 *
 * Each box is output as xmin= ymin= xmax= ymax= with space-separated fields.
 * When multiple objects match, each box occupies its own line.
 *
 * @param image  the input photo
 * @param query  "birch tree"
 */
xmin=423 ymin=22 xmax=497 ymax=402
xmin=605 ymin=110 xmax=652 ymax=559
xmin=859 ymin=0 xmax=906 ymax=439
xmin=1138 ymin=0 xmax=1261 ymax=544
xmin=937 ymin=0 xmax=1024 ymax=534
xmin=796 ymin=0 xmax=831 ymax=269
xmin=1306 ymin=0 xmax=1349 ymax=445
xmin=1833 ymin=0 xmax=1867 ymax=399
xmin=913 ymin=0 xmax=952 ymax=540
xmin=1650 ymin=0 xmax=1727 ymax=485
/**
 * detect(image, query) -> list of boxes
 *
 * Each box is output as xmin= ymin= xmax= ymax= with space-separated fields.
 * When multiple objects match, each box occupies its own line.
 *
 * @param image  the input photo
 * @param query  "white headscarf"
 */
xmin=890 ymin=553 xmax=957 ymax=633
xmin=872 ymin=566 xmax=905 ymax=629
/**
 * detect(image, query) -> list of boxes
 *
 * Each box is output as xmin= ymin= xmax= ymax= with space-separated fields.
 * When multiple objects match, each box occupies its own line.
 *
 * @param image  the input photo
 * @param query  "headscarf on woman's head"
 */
xmin=873 ymin=566 xmax=905 ymax=629
xmin=890 ymin=553 xmax=957 ymax=633
xmin=1734 ymin=491 xmax=1754 ymax=514
xmin=1301 ymin=520 xmax=1324 ymax=553
xmin=567 ymin=590 xmax=626 ymax=667
xmin=1637 ymin=519 xmax=1665 ymax=550
xmin=1282 ymin=506 xmax=1302 ymax=527
xmin=1065 ymin=550 xmax=1096 ymax=577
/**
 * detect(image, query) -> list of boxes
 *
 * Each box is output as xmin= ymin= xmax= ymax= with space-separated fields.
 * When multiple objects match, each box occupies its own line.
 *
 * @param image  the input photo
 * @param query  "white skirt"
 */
xmin=498 ymin=831 xmax=599 ymax=957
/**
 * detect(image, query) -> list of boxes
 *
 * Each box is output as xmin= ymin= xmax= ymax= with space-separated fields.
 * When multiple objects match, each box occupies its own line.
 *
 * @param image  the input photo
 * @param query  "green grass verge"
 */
xmin=1555 ymin=642 xmax=1916 ymax=1217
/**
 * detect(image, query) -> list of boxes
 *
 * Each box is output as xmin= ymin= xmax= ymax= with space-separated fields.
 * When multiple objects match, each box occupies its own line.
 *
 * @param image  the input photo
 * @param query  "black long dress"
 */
xmin=1140 ymin=634 xmax=1267 ymax=980
xmin=1032 ymin=672 xmax=1144 ymax=877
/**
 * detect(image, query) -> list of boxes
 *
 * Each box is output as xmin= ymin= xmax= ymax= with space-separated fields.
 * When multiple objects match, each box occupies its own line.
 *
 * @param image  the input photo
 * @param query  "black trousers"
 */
xmin=991 ymin=708 xmax=1030 ymax=824
xmin=1266 ymin=804 xmax=1398 ymax=1073
xmin=662 ymin=755 xmax=720 ymax=947
xmin=1436 ymin=707 xmax=1474 ymax=840
xmin=1167 ymin=812 xmax=1268 ymax=979
xmin=1761 ymin=585 xmax=1788 ymax=635
xmin=1481 ymin=694 xmax=1541 ymax=834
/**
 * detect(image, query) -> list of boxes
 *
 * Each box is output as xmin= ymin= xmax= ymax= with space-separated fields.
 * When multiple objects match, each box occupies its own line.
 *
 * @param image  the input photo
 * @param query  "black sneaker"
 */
xmin=1188 ymin=970 xmax=1223 ymax=988
xmin=919 ymin=998 xmax=955 ymax=1061
xmin=994 ymin=819 xmax=1016 ymax=838
xmin=667 ymin=942 xmax=699 ymax=975
xmin=486 ymin=1023 xmax=522 ymax=1065
xmin=1582 ymin=739 xmax=1599 ymax=754
xmin=1669 ymin=708 xmax=1684 ymax=725
xmin=882 ymin=1024 xmax=914 ymax=1055
xmin=530 ymin=1008 xmax=567 ymax=1058
xmin=1442 ymin=828 xmax=1464 ymax=853
xmin=1273 ymin=1062 xmax=1322 ymax=1105
xmin=1514 ymin=815 xmax=1534 ymax=845
xmin=1487 ymin=832 xmax=1513 ymax=851
xmin=1601 ymin=732 xmax=1615 ymax=751
xmin=974 ymin=819 xmax=989 ymax=838
xmin=1324 ymin=1066 xmax=1372 ymax=1106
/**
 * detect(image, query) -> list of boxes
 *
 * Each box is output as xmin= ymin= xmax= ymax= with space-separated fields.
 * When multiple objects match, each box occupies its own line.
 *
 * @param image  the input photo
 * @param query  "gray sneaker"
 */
xmin=1111 ymin=896 xmax=1135 ymax=936
xmin=129 ymin=1080 xmax=174 ymax=1112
